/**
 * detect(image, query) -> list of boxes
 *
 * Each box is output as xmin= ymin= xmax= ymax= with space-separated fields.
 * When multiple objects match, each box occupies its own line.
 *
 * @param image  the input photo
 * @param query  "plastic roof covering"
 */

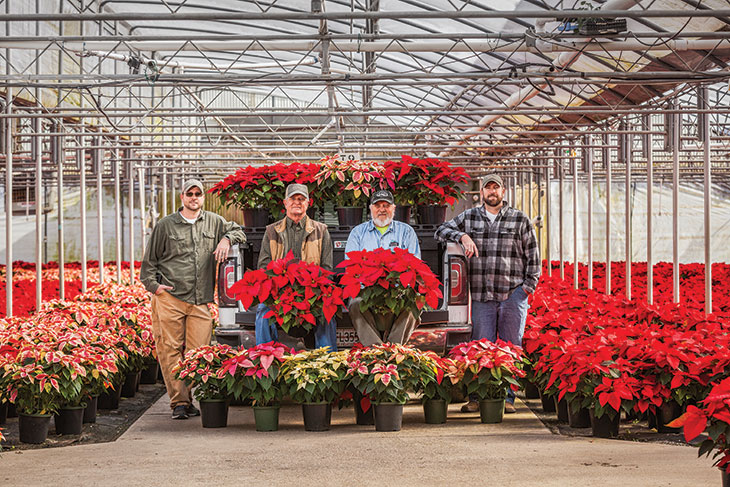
xmin=11 ymin=0 xmax=730 ymax=167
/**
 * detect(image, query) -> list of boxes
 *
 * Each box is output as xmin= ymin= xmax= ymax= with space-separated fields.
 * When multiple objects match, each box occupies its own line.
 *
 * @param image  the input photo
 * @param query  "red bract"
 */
xmin=229 ymin=252 xmax=344 ymax=335
xmin=383 ymin=155 xmax=469 ymax=207
xmin=338 ymin=247 xmax=442 ymax=317
xmin=218 ymin=342 xmax=293 ymax=406
xmin=209 ymin=162 xmax=320 ymax=216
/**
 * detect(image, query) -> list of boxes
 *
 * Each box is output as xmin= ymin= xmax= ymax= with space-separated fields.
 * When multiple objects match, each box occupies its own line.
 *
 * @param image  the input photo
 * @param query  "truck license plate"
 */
xmin=336 ymin=328 xmax=359 ymax=348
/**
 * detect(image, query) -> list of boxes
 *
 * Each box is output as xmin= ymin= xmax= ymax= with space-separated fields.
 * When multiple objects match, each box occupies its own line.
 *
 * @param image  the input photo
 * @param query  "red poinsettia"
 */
xmin=338 ymin=247 xmax=442 ymax=318
xmin=383 ymin=155 xmax=469 ymax=207
xmin=229 ymin=252 xmax=344 ymax=335
xmin=209 ymin=162 xmax=320 ymax=216
xmin=448 ymin=338 xmax=525 ymax=400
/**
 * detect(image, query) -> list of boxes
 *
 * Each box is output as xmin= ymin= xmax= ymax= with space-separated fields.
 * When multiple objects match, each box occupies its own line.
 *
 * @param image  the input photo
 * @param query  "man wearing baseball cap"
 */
xmin=435 ymin=172 xmax=540 ymax=414
xmin=344 ymin=189 xmax=421 ymax=345
xmin=255 ymin=182 xmax=337 ymax=349
xmin=141 ymin=178 xmax=246 ymax=420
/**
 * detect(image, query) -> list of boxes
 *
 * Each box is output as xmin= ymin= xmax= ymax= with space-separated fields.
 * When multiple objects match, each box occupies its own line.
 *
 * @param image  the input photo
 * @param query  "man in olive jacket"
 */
xmin=141 ymin=178 xmax=246 ymax=420
xmin=255 ymin=183 xmax=337 ymax=350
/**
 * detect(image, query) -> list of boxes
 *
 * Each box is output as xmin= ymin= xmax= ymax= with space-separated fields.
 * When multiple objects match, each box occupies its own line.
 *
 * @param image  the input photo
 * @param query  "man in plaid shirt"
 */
xmin=435 ymin=173 xmax=540 ymax=413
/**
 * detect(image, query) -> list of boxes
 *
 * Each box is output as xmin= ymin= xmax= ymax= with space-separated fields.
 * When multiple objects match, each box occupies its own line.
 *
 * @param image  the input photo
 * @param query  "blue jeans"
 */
xmin=255 ymin=303 xmax=338 ymax=351
xmin=471 ymin=286 xmax=530 ymax=404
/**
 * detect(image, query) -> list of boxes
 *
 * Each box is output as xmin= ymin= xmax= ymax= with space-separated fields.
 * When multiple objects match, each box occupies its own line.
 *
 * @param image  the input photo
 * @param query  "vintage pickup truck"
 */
xmin=214 ymin=223 xmax=471 ymax=354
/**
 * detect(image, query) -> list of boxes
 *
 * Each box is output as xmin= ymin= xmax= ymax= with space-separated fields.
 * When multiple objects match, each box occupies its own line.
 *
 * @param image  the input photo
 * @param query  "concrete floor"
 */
xmin=0 ymin=397 xmax=719 ymax=487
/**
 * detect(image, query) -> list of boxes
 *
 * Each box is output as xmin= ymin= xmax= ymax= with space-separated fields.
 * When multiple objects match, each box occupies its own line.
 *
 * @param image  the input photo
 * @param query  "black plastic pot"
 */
xmin=200 ymin=400 xmax=229 ymax=428
xmin=567 ymin=402 xmax=591 ymax=428
xmin=373 ymin=403 xmax=404 ymax=432
xmin=139 ymin=362 xmax=159 ymax=385
xmin=523 ymin=380 xmax=541 ymax=399
xmin=354 ymin=391 xmax=374 ymax=426
xmin=54 ymin=406 xmax=84 ymax=435
xmin=98 ymin=385 xmax=123 ymax=410
xmin=416 ymin=205 xmax=447 ymax=225
xmin=253 ymin=405 xmax=280 ymax=432
xmin=242 ymin=208 xmax=270 ymax=228
xmin=539 ymin=390 xmax=556 ymax=413
xmin=479 ymin=398 xmax=505 ymax=424
xmin=651 ymin=401 xmax=682 ymax=433
xmin=335 ymin=207 xmax=364 ymax=227
xmin=423 ymin=398 xmax=448 ymax=424
xmin=554 ymin=396 xmax=569 ymax=423
xmin=590 ymin=409 xmax=620 ymax=438
xmin=7 ymin=402 xmax=18 ymax=418
xmin=18 ymin=413 xmax=52 ymax=444
xmin=394 ymin=205 xmax=412 ymax=223
xmin=0 ymin=402 xmax=7 ymax=424
xmin=83 ymin=396 xmax=98 ymax=424
xmin=302 ymin=402 xmax=332 ymax=432
xmin=121 ymin=371 xmax=139 ymax=398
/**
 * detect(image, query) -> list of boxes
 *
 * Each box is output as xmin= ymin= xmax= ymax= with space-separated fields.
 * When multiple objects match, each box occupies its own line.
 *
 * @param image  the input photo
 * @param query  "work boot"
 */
xmin=172 ymin=405 xmax=189 ymax=420
xmin=504 ymin=402 xmax=517 ymax=414
xmin=186 ymin=404 xmax=201 ymax=417
xmin=460 ymin=400 xmax=479 ymax=413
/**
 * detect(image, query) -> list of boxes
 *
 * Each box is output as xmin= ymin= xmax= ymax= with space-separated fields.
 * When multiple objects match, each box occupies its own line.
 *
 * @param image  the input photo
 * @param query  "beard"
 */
xmin=373 ymin=215 xmax=393 ymax=227
xmin=483 ymin=194 xmax=503 ymax=207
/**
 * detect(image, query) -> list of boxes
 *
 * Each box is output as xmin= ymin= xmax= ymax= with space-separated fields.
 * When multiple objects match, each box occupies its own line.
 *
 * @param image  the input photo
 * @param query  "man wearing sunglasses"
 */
xmin=141 ymin=178 xmax=246 ymax=420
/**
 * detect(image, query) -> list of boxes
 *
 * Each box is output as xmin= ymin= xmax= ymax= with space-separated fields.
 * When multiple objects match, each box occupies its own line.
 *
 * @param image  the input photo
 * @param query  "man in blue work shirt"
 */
xmin=344 ymin=189 xmax=421 ymax=345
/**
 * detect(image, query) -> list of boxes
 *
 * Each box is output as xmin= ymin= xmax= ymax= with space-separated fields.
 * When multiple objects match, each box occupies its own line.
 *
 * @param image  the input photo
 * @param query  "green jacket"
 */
xmin=140 ymin=210 xmax=246 ymax=305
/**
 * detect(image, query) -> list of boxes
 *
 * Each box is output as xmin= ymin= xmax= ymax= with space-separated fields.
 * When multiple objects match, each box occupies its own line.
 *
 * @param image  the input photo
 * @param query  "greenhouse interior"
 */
xmin=2 ymin=1 xmax=730 ymax=485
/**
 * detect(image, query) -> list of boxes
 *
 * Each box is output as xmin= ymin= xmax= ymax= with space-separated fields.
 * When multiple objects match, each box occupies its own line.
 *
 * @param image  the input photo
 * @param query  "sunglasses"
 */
xmin=185 ymin=191 xmax=203 ymax=197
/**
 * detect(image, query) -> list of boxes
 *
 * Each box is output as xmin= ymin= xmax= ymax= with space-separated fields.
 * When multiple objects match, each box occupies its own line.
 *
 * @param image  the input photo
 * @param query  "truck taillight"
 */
xmin=218 ymin=257 xmax=238 ymax=307
xmin=448 ymin=255 xmax=468 ymax=305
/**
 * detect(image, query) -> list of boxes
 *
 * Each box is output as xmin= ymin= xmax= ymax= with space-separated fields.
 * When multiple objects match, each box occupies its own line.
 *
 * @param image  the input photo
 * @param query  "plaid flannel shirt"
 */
xmin=434 ymin=203 xmax=541 ymax=302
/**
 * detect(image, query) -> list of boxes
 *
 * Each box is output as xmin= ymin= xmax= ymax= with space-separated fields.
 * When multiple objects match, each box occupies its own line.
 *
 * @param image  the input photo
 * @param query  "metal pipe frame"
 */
xmin=605 ymin=132 xmax=612 ymax=295
xmin=703 ymin=87 xmax=713 ymax=315
xmin=647 ymin=116 xmax=654 ymax=305
xmin=572 ymin=145 xmax=579 ymax=289
xmin=545 ymin=162 xmax=551 ymax=277
xmin=623 ymin=122 xmax=632 ymax=301
xmin=78 ymin=134 xmax=88 ymax=293
xmin=558 ymin=150 xmax=564 ymax=280
xmin=586 ymin=135 xmax=593 ymax=290
xmin=673 ymin=111 xmax=680 ymax=304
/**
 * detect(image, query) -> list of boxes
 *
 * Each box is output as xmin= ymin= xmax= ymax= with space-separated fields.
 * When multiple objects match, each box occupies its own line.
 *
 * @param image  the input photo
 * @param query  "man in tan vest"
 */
xmin=254 ymin=183 xmax=337 ymax=349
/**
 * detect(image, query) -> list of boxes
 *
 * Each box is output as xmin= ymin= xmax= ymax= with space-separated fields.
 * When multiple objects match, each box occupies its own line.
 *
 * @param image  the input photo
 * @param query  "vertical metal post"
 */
xmin=171 ymin=172 xmax=177 ymax=212
xmin=128 ymin=160 xmax=135 ymax=284
xmin=527 ymin=166 xmax=533 ymax=219
xmin=34 ymin=117 xmax=42 ymax=310
xmin=114 ymin=145 xmax=122 ymax=284
xmin=702 ymin=87 xmax=712 ymax=315
xmin=96 ymin=137 xmax=104 ymax=283
xmin=545 ymin=163 xmax=552 ymax=277
xmin=572 ymin=144 xmax=579 ymax=289
xmin=604 ymin=132 xmax=612 ymax=295
xmin=623 ymin=121 xmax=632 ymax=301
xmin=78 ymin=134 xmax=88 ymax=292
xmin=672 ymin=110 xmax=680 ymax=303
xmin=4 ymin=84 xmax=12 ymax=316
xmin=646 ymin=115 xmax=654 ymax=305
xmin=162 ymin=166 xmax=168 ymax=217
xmin=586 ymin=135 xmax=594 ymax=290
xmin=138 ymin=166 xmax=146 ymax=253
xmin=558 ymin=152 xmax=564 ymax=280
xmin=520 ymin=171 xmax=526 ymax=212
xmin=56 ymin=124 xmax=65 ymax=298
xmin=34 ymin=0 xmax=42 ymax=309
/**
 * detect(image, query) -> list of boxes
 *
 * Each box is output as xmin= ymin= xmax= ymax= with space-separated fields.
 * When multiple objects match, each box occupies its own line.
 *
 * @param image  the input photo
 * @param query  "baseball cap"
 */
xmin=182 ymin=178 xmax=204 ymax=194
xmin=370 ymin=189 xmax=395 ymax=205
xmin=481 ymin=173 xmax=504 ymax=188
xmin=285 ymin=183 xmax=309 ymax=199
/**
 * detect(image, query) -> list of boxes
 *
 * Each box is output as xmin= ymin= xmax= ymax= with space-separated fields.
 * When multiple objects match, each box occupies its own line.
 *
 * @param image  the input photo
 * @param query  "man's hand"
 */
xmin=460 ymin=234 xmax=479 ymax=258
xmin=214 ymin=237 xmax=231 ymax=263
xmin=155 ymin=284 xmax=173 ymax=295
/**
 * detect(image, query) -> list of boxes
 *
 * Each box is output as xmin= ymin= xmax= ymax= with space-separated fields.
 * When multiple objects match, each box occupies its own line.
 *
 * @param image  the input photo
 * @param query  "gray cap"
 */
xmin=182 ymin=178 xmax=204 ymax=194
xmin=370 ymin=189 xmax=395 ymax=205
xmin=285 ymin=183 xmax=309 ymax=199
xmin=481 ymin=173 xmax=504 ymax=188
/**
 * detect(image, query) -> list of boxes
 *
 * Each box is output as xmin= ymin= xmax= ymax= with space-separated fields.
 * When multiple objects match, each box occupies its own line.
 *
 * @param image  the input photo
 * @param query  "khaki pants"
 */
xmin=151 ymin=292 xmax=213 ymax=409
xmin=348 ymin=297 xmax=419 ymax=347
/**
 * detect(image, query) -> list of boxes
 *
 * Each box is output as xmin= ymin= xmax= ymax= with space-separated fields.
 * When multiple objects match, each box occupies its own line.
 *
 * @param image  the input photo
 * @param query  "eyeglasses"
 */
xmin=185 ymin=191 xmax=203 ymax=197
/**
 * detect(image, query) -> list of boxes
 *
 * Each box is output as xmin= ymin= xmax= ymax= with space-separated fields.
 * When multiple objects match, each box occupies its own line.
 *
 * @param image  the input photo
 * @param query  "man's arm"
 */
xmin=320 ymin=229 xmax=334 ymax=271
xmin=434 ymin=210 xmax=478 ymax=258
xmin=344 ymin=225 xmax=363 ymax=256
xmin=521 ymin=217 xmax=541 ymax=294
xmin=404 ymin=225 xmax=421 ymax=259
xmin=220 ymin=218 xmax=246 ymax=246
xmin=140 ymin=223 xmax=169 ymax=294
xmin=257 ymin=227 xmax=273 ymax=270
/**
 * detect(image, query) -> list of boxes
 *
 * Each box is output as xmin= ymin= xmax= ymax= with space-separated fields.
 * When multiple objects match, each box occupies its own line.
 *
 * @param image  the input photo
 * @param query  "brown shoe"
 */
xmin=504 ymin=402 xmax=516 ymax=414
xmin=460 ymin=400 xmax=479 ymax=413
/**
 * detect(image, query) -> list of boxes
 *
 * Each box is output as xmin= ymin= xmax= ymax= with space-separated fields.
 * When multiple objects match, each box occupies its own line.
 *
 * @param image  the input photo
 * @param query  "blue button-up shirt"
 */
xmin=344 ymin=219 xmax=421 ymax=258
